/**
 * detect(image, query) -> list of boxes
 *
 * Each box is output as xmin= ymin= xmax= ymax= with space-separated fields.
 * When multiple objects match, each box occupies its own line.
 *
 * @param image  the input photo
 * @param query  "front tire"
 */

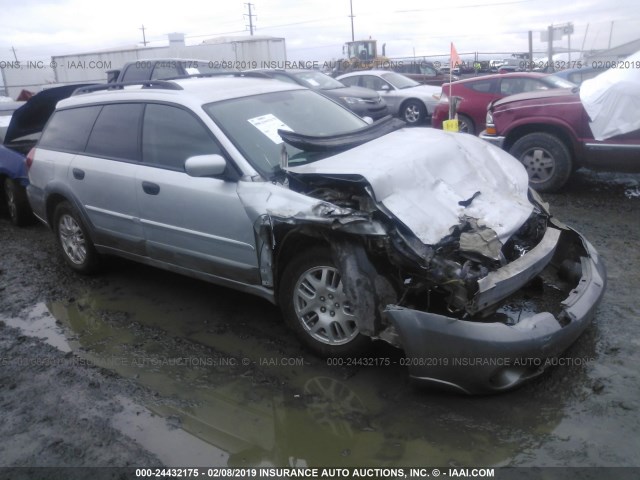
xmin=400 ymin=99 xmax=426 ymax=125
xmin=509 ymin=132 xmax=572 ymax=192
xmin=53 ymin=201 xmax=101 ymax=274
xmin=4 ymin=178 xmax=34 ymax=226
xmin=279 ymin=247 xmax=370 ymax=357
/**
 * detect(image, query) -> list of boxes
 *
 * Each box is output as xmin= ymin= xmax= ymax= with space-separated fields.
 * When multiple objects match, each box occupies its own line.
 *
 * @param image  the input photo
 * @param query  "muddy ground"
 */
xmin=0 ymin=169 xmax=639 ymax=476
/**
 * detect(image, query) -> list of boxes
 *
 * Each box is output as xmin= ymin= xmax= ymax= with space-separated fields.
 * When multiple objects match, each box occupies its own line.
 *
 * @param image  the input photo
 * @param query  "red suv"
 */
xmin=480 ymin=87 xmax=640 ymax=192
xmin=431 ymin=73 xmax=574 ymax=135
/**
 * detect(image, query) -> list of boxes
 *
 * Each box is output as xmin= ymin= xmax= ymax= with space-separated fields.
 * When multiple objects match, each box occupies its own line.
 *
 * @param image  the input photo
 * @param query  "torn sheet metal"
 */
xmin=384 ymin=226 xmax=606 ymax=394
xmin=580 ymin=50 xmax=640 ymax=141
xmin=237 ymin=178 xmax=386 ymax=233
xmin=286 ymin=128 xmax=533 ymax=247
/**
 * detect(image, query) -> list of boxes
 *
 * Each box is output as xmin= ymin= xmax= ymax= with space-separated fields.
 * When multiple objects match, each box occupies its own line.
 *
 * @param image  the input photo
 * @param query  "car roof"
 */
xmin=339 ymin=70 xmax=399 ymax=77
xmin=126 ymin=57 xmax=212 ymax=63
xmin=56 ymin=76 xmax=306 ymax=110
xmin=451 ymin=72 xmax=549 ymax=85
xmin=253 ymin=68 xmax=319 ymax=74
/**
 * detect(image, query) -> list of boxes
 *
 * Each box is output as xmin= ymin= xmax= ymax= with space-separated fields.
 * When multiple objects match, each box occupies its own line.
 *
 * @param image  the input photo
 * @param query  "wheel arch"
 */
xmin=273 ymin=228 xmax=331 ymax=299
xmin=504 ymin=123 xmax=577 ymax=164
xmin=399 ymin=97 xmax=429 ymax=114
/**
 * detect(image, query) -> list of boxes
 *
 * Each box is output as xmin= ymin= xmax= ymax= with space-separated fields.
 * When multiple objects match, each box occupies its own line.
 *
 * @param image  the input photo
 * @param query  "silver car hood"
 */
xmin=287 ymin=128 xmax=533 ymax=246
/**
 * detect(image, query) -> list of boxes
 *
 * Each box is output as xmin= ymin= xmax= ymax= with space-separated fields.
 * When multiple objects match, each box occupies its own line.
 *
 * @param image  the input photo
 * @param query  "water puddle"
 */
xmin=2 ymin=302 xmax=71 ymax=353
xmin=1 ymin=266 xmax=603 ymax=467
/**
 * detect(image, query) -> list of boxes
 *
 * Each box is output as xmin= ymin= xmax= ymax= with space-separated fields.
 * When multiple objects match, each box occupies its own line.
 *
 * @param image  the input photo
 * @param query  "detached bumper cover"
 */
xmin=385 ymin=227 xmax=606 ymax=394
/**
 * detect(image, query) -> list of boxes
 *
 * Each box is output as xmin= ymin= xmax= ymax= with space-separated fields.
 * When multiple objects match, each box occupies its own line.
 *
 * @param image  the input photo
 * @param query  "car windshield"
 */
xmin=380 ymin=72 xmax=420 ymax=89
xmin=544 ymin=75 xmax=577 ymax=88
xmin=204 ymin=89 xmax=367 ymax=177
xmin=292 ymin=71 xmax=345 ymax=90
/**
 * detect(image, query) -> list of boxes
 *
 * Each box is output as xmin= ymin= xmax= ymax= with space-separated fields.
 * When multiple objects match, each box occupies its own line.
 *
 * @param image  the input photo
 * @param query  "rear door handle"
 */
xmin=141 ymin=181 xmax=160 ymax=195
xmin=72 ymin=168 xmax=85 ymax=180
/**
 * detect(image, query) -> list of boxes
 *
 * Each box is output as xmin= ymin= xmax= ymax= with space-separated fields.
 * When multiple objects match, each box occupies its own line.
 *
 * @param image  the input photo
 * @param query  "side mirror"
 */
xmin=362 ymin=116 xmax=374 ymax=125
xmin=185 ymin=154 xmax=227 ymax=177
xmin=380 ymin=84 xmax=391 ymax=91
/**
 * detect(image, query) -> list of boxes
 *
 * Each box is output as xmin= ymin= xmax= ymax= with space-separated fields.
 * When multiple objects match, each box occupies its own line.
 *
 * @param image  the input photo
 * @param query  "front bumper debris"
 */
xmin=385 ymin=226 xmax=606 ymax=394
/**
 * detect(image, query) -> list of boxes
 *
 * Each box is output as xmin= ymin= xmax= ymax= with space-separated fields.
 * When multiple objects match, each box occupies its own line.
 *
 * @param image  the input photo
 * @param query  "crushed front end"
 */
xmin=384 ymin=211 xmax=606 ymax=394
xmin=244 ymin=128 xmax=607 ymax=394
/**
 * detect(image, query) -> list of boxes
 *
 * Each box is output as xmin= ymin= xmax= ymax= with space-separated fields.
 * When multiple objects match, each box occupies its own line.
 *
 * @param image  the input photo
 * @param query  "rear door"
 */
xmin=68 ymin=103 xmax=145 ymax=254
xmin=137 ymin=103 xmax=259 ymax=284
xmin=458 ymin=78 xmax=500 ymax=131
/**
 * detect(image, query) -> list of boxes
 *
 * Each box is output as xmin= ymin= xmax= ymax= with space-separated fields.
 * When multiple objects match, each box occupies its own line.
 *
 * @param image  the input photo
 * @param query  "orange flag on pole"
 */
xmin=450 ymin=42 xmax=462 ymax=70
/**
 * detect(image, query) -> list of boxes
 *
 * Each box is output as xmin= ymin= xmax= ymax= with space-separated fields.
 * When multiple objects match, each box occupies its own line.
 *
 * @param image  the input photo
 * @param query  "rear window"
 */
xmin=38 ymin=106 xmax=101 ymax=153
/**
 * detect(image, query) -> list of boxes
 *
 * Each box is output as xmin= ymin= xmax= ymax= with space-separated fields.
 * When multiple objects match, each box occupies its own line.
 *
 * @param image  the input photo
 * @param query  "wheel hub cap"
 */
xmin=59 ymin=214 xmax=87 ymax=265
xmin=521 ymin=147 xmax=555 ymax=183
xmin=293 ymin=266 xmax=358 ymax=345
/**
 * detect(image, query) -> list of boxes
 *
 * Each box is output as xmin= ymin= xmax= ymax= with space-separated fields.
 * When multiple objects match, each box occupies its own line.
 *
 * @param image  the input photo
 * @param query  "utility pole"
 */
xmin=349 ymin=0 xmax=355 ymax=42
xmin=547 ymin=25 xmax=554 ymax=72
xmin=244 ymin=3 xmax=256 ymax=36
xmin=608 ymin=21 xmax=614 ymax=49
xmin=140 ymin=25 xmax=148 ymax=46
xmin=528 ymin=31 xmax=533 ymax=71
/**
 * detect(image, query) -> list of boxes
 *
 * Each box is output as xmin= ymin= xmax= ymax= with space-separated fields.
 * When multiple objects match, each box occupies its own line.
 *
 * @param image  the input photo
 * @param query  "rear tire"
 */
xmin=4 ymin=178 xmax=34 ymax=226
xmin=279 ymin=247 xmax=371 ymax=357
xmin=53 ymin=201 xmax=101 ymax=274
xmin=509 ymin=132 xmax=572 ymax=192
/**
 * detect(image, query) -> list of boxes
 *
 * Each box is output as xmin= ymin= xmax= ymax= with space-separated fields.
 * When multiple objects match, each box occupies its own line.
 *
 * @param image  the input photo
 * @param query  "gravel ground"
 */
xmin=0 ymin=169 xmax=639 ymax=476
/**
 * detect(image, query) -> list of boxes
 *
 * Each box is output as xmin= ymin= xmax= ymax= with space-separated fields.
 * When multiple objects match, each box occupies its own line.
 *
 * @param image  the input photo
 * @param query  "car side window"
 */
xmin=361 ymin=75 xmax=388 ymax=91
xmin=85 ymin=103 xmax=143 ymax=161
xmin=151 ymin=63 xmax=182 ymax=80
xmin=500 ymin=78 xmax=549 ymax=96
xmin=420 ymin=65 xmax=437 ymax=76
xmin=499 ymin=78 xmax=522 ymax=95
xmin=467 ymin=80 xmax=494 ymax=93
xmin=339 ymin=76 xmax=359 ymax=87
xmin=122 ymin=63 xmax=154 ymax=82
xmin=38 ymin=106 xmax=101 ymax=153
xmin=142 ymin=104 xmax=222 ymax=170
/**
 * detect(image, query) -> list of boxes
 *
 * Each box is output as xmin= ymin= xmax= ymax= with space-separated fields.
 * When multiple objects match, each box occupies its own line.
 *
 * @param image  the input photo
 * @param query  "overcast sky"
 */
xmin=1 ymin=0 xmax=639 ymax=62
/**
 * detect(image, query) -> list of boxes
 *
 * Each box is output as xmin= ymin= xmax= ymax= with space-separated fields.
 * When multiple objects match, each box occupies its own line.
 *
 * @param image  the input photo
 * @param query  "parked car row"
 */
xmin=431 ymin=54 xmax=640 ymax=192
xmin=431 ymin=72 xmax=575 ymax=135
xmin=481 ymin=54 xmax=640 ymax=192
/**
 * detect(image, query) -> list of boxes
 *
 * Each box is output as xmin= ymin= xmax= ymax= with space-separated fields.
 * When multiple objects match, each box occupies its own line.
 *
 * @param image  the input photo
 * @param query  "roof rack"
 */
xmin=164 ymin=71 xmax=272 ymax=80
xmin=72 ymin=80 xmax=183 ymax=96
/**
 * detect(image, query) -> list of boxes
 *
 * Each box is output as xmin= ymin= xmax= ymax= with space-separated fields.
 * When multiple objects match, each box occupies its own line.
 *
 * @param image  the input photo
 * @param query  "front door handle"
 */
xmin=141 ymin=181 xmax=160 ymax=195
xmin=72 ymin=168 xmax=85 ymax=180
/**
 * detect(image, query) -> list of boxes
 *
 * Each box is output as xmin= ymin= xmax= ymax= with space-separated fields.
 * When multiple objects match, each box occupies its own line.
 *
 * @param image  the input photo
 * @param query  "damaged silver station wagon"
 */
xmin=27 ymin=77 xmax=606 ymax=393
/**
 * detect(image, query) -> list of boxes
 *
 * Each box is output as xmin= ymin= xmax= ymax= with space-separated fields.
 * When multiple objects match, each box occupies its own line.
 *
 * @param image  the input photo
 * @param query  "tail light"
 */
xmin=26 ymin=148 xmax=35 ymax=171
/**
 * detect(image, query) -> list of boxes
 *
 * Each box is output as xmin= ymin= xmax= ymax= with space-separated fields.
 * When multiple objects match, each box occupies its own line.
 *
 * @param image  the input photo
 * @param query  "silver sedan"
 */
xmin=337 ymin=70 xmax=440 ymax=125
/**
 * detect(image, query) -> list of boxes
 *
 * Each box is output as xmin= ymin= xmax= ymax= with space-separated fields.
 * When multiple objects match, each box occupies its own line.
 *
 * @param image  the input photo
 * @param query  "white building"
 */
xmin=1 ymin=33 xmax=287 ymax=99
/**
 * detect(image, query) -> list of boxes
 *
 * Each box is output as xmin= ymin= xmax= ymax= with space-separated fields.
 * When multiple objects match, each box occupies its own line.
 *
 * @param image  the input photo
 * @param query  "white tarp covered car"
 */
xmin=580 ymin=50 xmax=640 ymax=141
